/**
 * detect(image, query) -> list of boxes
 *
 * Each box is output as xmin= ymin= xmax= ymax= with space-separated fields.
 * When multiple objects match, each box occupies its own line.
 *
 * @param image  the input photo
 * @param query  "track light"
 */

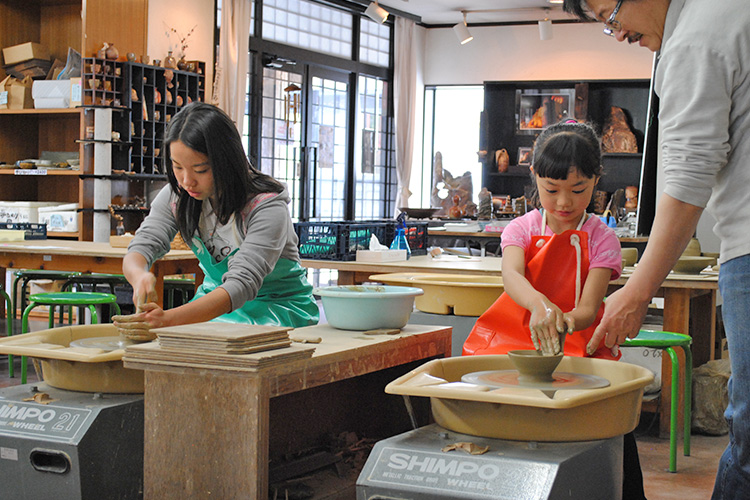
xmin=453 ymin=12 xmax=474 ymax=45
xmin=364 ymin=1 xmax=388 ymax=24
xmin=538 ymin=9 xmax=553 ymax=40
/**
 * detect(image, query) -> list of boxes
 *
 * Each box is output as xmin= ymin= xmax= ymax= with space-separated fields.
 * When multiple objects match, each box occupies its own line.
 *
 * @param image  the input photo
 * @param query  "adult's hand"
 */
xmin=587 ymin=286 xmax=650 ymax=355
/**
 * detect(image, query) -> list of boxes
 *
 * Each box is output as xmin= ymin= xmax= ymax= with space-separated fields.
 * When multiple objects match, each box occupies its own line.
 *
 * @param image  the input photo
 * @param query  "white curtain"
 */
xmin=215 ymin=0 xmax=252 ymax=134
xmin=394 ymin=17 xmax=417 ymax=209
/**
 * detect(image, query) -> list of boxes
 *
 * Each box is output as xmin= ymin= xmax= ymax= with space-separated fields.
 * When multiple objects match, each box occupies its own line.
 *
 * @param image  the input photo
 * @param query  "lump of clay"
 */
xmin=601 ymin=106 xmax=638 ymax=153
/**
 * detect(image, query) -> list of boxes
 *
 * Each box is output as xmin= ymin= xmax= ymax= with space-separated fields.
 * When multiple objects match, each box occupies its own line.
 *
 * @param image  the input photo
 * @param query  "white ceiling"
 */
xmin=377 ymin=0 xmax=577 ymax=26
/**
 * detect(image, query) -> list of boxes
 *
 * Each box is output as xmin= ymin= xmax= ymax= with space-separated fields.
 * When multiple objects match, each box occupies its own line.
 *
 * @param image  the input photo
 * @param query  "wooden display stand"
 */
xmin=123 ymin=324 xmax=452 ymax=499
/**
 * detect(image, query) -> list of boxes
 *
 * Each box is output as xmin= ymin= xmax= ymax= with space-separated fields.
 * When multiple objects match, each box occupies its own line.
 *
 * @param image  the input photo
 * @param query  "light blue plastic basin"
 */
xmin=313 ymin=285 xmax=424 ymax=330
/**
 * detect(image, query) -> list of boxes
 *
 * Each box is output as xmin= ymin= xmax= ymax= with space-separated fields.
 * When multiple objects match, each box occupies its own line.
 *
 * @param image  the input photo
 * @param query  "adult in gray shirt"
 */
xmin=114 ymin=103 xmax=319 ymax=340
xmin=564 ymin=0 xmax=750 ymax=497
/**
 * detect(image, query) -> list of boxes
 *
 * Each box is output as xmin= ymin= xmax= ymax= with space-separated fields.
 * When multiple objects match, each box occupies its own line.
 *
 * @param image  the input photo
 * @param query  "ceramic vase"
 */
xmin=164 ymin=51 xmax=177 ymax=69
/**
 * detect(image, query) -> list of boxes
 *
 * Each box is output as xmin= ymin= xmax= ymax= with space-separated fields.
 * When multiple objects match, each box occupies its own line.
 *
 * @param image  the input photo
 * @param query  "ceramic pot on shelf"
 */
xmin=164 ymin=51 xmax=177 ymax=69
xmin=177 ymin=57 xmax=188 ymax=71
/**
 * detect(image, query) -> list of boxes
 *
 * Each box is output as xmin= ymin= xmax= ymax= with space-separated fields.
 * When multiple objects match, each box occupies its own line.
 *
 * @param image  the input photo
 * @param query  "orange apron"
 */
xmin=463 ymin=212 xmax=617 ymax=360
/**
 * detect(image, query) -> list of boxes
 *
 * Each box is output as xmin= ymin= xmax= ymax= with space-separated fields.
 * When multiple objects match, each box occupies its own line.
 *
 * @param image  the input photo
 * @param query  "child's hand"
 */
xmin=132 ymin=272 xmax=158 ymax=309
xmin=529 ymin=298 xmax=567 ymax=355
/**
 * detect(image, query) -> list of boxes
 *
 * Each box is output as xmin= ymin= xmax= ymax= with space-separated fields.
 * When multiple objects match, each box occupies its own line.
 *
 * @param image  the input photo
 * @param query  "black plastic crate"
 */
xmin=294 ymin=221 xmax=391 ymax=261
xmin=385 ymin=221 xmax=429 ymax=256
xmin=0 ymin=222 xmax=47 ymax=240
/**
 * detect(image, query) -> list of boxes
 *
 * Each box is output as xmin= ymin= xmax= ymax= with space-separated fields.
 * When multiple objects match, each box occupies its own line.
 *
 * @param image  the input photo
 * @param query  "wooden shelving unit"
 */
xmin=0 ymin=0 xmax=147 ymax=240
xmin=481 ymin=79 xmax=651 ymax=205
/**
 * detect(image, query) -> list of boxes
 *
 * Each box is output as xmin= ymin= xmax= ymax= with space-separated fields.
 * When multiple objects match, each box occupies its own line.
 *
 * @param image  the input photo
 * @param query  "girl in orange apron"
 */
xmin=463 ymin=120 xmax=644 ymax=500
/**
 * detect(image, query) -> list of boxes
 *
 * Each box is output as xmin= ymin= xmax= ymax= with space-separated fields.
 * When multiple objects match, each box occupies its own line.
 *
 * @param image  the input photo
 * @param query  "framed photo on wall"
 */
xmin=516 ymin=88 xmax=575 ymax=132
xmin=517 ymin=147 xmax=532 ymax=166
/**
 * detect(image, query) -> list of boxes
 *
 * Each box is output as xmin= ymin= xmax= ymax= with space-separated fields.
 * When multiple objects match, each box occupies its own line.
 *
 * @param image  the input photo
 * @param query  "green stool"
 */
xmin=164 ymin=277 xmax=195 ymax=308
xmin=19 ymin=292 xmax=121 ymax=384
xmin=12 ymin=270 xmax=82 ymax=321
xmin=1 ymin=285 xmax=12 ymax=377
xmin=622 ymin=329 xmax=692 ymax=473
xmin=62 ymin=273 xmax=128 ymax=321
xmin=63 ymin=273 xmax=129 ymax=295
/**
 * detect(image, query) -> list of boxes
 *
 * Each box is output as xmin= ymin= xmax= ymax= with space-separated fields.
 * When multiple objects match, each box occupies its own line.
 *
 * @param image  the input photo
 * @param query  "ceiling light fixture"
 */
xmin=453 ymin=11 xmax=474 ymax=45
xmin=547 ymin=0 xmax=563 ymax=4
xmin=364 ymin=1 xmax=389 ymax=23
xmin=538 ymin=9 xmax=553 ymax=40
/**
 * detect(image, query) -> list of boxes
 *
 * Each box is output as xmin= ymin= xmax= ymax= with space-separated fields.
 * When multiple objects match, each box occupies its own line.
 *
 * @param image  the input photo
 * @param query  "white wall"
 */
xmin=423 ymin=22 xmax=654 ymax=85
xmin=148 ymin=0 xmax=215 ymax=101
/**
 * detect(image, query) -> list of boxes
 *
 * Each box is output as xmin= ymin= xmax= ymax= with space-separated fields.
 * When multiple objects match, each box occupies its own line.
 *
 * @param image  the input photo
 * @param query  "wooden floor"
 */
xmin=0 ymin=317 xmax=729 ymax=500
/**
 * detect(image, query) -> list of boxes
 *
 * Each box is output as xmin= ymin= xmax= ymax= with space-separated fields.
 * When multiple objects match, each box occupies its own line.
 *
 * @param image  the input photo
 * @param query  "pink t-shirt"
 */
xmin=500 ymin=209 xmax=622 ymax=280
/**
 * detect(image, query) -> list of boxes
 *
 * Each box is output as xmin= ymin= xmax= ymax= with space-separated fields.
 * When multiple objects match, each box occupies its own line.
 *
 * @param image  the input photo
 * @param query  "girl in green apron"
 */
xmin=114 ymin=103 xmax=318 ymax=340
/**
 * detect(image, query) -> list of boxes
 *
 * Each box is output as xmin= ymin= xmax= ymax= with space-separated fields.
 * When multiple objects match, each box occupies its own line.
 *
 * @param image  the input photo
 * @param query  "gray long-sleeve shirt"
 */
xmin=655 ymin=0 xmax=750 ymax=263
xmin=128 ymin=185 xmax=301 ymax=310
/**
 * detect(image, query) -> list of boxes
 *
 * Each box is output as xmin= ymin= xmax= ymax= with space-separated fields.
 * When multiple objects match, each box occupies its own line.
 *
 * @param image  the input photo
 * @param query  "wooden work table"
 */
xmin=123 ymin=323 xmax=452 ymax=499
xmin=0 ymin=240 xmax=202 ymax=309
xmin=302 ymin=254 xmax=502 ymax=285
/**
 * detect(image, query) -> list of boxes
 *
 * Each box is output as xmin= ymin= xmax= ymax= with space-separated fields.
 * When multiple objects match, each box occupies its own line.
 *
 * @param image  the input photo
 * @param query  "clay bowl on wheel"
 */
xmin=507 ymin=349 xmax=564 ymax=383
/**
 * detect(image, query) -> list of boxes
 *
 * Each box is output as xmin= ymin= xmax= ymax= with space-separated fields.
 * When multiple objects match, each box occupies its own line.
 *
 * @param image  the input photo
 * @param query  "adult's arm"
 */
xmin=587 ymin=194 xmax=703 ymax=354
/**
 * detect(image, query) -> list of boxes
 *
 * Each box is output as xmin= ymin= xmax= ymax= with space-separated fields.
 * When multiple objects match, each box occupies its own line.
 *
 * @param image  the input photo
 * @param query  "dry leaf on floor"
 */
xmin=441 ymin=442 xmax=490 ymax=455
xmin=23 ymin=393 xmax=57 ymax=404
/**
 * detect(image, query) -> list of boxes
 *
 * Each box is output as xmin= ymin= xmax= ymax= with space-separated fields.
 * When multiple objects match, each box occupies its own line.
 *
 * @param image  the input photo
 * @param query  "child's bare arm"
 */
xmin=564 ymin=267 xmax=612 ymax=332
xmin=502 ymin=245 xmax=567 ymax=354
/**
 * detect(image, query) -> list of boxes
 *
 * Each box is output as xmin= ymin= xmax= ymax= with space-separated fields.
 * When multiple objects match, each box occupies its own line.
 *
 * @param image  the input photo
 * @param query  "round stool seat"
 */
xmin=13 ymin=269 xmax=81 ymax=279
xmin=622 ymin=330 xmax=692 ymax=348
xmin=12 ymin=270 xmax=83 ymax=319
xmin=31 ymin=291 xmax=121 ymax=305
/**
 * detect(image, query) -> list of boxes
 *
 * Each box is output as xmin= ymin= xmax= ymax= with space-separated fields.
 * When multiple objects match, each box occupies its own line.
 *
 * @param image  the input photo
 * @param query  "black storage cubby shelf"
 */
xmin=82 ymin=58 xmax=126 ymax=107
xmin=127 ymin=62 xmax=205 ymax=175
xmin=481 ymin=79 xmax=650 ymax=202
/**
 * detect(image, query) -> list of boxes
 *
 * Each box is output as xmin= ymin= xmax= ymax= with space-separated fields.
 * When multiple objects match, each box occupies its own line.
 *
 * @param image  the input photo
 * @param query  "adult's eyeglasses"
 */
xmin=603 ymin=0 xmax=624 ymax=36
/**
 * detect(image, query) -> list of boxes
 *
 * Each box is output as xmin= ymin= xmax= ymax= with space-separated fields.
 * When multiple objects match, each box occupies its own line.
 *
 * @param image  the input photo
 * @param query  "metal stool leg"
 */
xmin=20 ymin=301 xmax=37 ymax=385
xmin=684 ymin=345 xmax=693 ymax=457
xmin=1 ymin=288 xmax=12 ymax=378
xmin=665 ymin=346 xmax=679 ymax=473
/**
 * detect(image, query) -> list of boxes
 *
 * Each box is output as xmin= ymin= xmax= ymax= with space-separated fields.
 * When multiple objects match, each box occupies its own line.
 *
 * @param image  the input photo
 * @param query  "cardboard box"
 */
xmin=32 ymin=80 xmax=71 ymax=108
xmin=110 ymin=234 xmax=135 ymax=248
xmin=69 ymin=77 xmax=82 ymax=108
xmin=3 ymin=58 xmax=53 ymax=80
xmin=2 ymin=42 xmax=49 ymax=66
xmin=0 ymin=75 xmax=34 ymax=109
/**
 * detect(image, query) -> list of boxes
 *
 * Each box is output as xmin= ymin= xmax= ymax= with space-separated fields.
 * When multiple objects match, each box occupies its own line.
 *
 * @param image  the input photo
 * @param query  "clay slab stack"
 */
xmin=123 ymin=322 xmax=315 ymax=370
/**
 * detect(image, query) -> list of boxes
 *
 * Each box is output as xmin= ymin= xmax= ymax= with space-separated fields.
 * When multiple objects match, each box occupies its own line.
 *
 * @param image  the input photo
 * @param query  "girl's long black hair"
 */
xmin=163 ymin=102 xmax=284 ymax=241
xmin=528 ymin=119 xmax=603 ymax=207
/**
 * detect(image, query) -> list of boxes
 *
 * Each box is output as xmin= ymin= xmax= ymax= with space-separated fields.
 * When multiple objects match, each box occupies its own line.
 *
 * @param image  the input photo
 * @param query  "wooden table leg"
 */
xmin=143 ymin=369 xmax=271 ymax=498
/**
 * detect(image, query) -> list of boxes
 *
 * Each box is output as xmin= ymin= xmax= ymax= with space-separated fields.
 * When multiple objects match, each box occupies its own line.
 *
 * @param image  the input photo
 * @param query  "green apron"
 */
xmin=189 ymin=238 xmax=319 ymax=327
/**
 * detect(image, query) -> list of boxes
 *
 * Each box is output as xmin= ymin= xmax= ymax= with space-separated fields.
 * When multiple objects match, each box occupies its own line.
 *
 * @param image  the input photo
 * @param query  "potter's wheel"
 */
xmin=69 ymin=336 xmax=137 ymax=351
xmin=461 ymin=369 xmax=610 ymax=391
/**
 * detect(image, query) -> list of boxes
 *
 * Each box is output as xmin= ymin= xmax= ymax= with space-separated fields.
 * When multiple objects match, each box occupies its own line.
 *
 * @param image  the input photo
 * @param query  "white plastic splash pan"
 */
xmin=385 ymin=354 xmax=654 ymax=442
xmin=0 ymin=324 xmax=144 ymax=393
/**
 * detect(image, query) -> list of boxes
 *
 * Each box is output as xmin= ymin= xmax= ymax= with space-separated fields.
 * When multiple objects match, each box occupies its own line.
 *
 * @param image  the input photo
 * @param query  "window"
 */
xmin=413 ymin=86 xmax=484 ymax=207
xmin=262 ymin=0 xmax=353 ymax=59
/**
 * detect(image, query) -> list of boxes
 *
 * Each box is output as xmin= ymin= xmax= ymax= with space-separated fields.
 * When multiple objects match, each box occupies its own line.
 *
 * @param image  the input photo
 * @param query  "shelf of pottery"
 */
xmin=81 ymin=57 xmax=206 ymax=176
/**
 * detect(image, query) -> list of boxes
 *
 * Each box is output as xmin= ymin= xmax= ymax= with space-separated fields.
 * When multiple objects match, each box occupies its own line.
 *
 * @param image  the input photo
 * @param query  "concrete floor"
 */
xmin=0 ymin=316 xmax=729 ymax=499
